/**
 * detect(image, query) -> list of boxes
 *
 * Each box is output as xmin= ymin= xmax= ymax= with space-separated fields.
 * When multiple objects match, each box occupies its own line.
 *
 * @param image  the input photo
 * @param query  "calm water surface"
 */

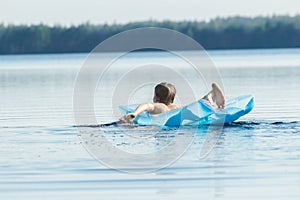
xmin=0 ymin=49 xmax=299 ymax=199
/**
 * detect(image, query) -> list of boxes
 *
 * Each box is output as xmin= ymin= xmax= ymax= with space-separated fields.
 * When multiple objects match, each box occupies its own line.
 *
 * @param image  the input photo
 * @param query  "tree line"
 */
xmin=0 ymin=15 xmax=300 ymax=54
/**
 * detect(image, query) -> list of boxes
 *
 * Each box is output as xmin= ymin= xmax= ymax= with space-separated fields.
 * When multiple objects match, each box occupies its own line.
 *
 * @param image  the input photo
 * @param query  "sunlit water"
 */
xmin=0 ymin=49 xmax=299 ymax=199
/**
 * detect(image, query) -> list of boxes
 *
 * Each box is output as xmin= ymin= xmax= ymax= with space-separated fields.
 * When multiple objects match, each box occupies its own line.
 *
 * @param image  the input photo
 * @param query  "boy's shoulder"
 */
xmin=152 ymin=103 xmax=179 ymax=113
xmin=152 ymin=103 xmax=169 ymax=114
xmin=168 ymin=104 xmax=180 ymax=110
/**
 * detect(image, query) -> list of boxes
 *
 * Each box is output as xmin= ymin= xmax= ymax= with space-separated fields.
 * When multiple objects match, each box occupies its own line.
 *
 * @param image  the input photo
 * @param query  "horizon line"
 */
xmin=1 ymin=13 xmax=300 ymax=27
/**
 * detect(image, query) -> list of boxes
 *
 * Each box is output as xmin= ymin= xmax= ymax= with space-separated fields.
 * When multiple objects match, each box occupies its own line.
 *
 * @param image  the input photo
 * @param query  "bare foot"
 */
xmin=211 ymin=83 xmax=225 ymax=109
xmin=202 ymin=91 xmax=217 ymax=108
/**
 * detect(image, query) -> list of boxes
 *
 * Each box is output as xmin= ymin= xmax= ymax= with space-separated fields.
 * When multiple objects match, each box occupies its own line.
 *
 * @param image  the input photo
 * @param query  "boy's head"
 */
xmin=153 ymin=82 xmax=176 ymax=105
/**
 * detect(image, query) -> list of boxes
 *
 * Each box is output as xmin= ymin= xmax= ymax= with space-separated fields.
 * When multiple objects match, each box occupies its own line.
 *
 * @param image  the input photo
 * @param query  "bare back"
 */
xmin=150 ymin=103 xmax=179 ymax=115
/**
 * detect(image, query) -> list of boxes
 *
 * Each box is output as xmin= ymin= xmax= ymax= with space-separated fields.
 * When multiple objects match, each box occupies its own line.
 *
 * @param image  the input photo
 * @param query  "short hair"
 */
xmin=154 ymin=82 xmax=176 ymax=105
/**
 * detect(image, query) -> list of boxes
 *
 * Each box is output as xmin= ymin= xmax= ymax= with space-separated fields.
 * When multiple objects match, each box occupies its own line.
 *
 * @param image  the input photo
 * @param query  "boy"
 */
xmin=120 ymin=82 xmax=225 ymax=123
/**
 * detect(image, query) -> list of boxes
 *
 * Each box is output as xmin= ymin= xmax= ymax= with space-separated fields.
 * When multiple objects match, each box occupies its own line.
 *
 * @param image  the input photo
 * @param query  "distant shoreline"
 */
xmin=1 ymin=47 xmax=300 ymax=57
xmin=1 ymin=15 xmax=300 ymax=55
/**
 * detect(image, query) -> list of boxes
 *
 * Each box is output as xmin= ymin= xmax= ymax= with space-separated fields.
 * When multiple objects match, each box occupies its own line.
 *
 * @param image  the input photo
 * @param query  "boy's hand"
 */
xmin=119 ymin=113 xmax=136 ymax=123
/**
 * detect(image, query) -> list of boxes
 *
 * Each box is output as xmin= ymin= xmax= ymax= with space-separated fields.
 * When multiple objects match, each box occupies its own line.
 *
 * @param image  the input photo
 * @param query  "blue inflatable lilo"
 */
xmin=119 ymin=94 xmax=254 ymax=127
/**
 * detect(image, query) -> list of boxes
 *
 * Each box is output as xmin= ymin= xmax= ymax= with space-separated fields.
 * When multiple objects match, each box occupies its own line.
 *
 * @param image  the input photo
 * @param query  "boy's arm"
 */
xmin=119 ymin=103 xmax=155 ymax=123
xmin=133 ymin=103 xmax=155 ymax=116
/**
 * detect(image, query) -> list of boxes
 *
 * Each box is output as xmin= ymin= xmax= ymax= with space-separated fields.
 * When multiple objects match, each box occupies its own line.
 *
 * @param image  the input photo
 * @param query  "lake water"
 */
xmin=0 ymin=49 xmax=300 ymax=199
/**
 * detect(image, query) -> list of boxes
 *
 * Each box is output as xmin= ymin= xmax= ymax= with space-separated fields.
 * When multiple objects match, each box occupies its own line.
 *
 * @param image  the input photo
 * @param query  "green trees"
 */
xmin=0 ymin=15 xmax=300 ymax=54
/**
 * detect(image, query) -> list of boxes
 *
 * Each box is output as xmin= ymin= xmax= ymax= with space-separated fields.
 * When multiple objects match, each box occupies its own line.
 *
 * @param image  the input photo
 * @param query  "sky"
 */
xmin=1 ymin=0 xmax=300 ymax=25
